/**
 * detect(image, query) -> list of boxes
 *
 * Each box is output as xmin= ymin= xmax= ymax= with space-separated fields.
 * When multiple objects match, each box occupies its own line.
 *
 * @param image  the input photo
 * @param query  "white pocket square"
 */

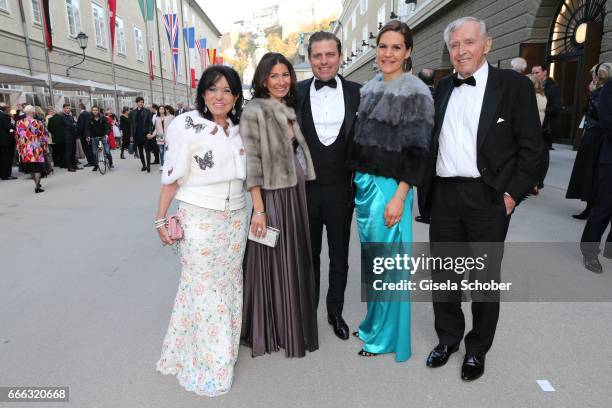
xmin=497 ymin=118 xmax=505 ymax=123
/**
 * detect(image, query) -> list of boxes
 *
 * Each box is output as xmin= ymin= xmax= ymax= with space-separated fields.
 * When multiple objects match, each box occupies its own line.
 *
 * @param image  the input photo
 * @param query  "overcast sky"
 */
xmin=195 ymin=0 xmax=341 ymax=33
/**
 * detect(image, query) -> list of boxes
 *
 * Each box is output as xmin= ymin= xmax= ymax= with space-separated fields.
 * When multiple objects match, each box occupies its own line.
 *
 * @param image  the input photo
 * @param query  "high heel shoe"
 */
xmin=35 ymin=187 xmax=44 ymax=193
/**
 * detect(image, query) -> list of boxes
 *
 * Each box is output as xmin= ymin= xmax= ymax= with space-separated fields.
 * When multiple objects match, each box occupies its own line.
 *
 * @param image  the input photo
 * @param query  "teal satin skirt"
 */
xmin=354 ymin=171 xmax=412 ymax=362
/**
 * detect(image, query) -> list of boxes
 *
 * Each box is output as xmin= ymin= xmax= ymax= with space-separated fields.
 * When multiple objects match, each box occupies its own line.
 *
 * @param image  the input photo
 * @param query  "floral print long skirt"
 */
xmin=156 ymin=201 xmax=248 ymax=397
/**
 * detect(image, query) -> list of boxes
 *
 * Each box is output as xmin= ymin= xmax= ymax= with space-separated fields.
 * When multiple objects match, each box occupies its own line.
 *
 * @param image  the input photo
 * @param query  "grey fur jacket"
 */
xmin=240 ymin=97 xmax=316 ymax=190
xmin=347 ymin=73 xmax=434 ymax=186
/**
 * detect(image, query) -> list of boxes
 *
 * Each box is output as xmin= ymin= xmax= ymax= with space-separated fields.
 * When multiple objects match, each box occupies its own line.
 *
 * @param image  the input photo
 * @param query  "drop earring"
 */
xmin=231 ymin=105 xmax=236 ymax=116
xmin=204 ymin=105 xmax=208 ymax=113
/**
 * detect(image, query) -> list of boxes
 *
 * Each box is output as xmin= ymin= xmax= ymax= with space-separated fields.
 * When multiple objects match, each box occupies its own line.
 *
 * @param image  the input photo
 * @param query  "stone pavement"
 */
xmin=0 ymin=145 xmax=610 ymax=407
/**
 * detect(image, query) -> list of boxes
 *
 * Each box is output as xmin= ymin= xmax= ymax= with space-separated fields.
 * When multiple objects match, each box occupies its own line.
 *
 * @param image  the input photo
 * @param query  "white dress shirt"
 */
xmin=436 ymin=62 xmax=489 ymax=178
xmin=309 ymin=75 xmax=345 ymax=146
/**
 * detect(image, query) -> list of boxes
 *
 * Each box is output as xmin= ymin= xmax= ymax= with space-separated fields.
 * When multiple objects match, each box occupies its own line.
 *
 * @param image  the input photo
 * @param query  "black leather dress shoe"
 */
xmin=461 ymin=354 xmax=485 ymax=381
xmin=415 ymin=215 xmax=430 ymax=224
xmin=572 ymin=211 xmax=590 ymax=220
xmin=584 ymin=256 xmax=603 ymax=274
xmin=327 ymin=315 xmax=349 ymax=340
xmin=426 ymin=344 xmax=459 ymax=367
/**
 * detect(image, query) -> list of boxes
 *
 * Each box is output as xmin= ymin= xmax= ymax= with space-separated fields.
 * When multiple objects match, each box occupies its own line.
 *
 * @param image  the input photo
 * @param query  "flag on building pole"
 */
xmin=195 ymin=38 xmax=207 ymax=71
xmin=137 ymin=0 xmax=154 ymax=21
xmin=207 ymin=48 xmax=217 ymax=67
xmin=216 ymin=56 xmax=224 ymax=65
xmin=149 ymin=50 xmax=154 ymax=80
xmin=108 ymin=0 xmax=117 ymax=51
xmin=163 ymin=13 xmax=180 ymax=85
xmin=41 ymin=0 xmax=53 ymax=51
xmin=138 ymin=0 xmax=155 ymax=83
xmin=182 ymin=27 xmax=195 ymax=49
xmin=190 ymin=69 xmax=196 ymax=89
xmin=182 ymin=27 xmax=196 ymax=88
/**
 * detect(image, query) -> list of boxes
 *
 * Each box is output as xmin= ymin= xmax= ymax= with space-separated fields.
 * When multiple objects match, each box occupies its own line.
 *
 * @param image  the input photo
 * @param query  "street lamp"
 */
xmin=66 ymin=32 xmax=89 ymax=76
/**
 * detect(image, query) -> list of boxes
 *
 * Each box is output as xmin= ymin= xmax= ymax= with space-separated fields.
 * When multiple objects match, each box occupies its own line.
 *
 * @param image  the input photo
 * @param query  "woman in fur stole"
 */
xmin=240 ymin=53 xmax=319 ymax=358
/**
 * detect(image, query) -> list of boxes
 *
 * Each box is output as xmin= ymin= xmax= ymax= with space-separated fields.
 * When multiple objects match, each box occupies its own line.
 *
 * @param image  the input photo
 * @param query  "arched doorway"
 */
xmin=546 ymin=0 xmax=607 ymax=145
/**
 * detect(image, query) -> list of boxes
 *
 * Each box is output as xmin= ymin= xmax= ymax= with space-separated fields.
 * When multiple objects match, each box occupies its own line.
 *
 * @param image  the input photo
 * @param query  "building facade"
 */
xmin=335 ymin=0 xmax=612 ymax=144
xmin=0 ymin=0 xmax=221 ymax=111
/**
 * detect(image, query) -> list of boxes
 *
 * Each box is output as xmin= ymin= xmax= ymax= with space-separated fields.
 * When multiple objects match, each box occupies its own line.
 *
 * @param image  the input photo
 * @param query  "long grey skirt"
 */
xmin=241 ymin=156 xmax=319 ymax=358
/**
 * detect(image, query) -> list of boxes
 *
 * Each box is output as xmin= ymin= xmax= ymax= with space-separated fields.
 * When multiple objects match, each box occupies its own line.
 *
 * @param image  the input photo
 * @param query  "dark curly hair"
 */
xmin=195 ymin=65 xmax=244 ymax=124
xmin=250 ymin=52 xmax=298 ymax=109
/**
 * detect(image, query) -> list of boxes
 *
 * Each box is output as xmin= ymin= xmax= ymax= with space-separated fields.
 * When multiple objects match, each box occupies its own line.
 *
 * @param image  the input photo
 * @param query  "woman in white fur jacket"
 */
xmin=154 ymin=66 xmax=248 ymax=397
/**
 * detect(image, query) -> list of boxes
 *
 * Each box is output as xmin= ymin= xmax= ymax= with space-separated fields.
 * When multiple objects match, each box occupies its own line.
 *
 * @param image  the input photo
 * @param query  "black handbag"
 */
xmin=128 ymin=141 xmax=135 ymax=155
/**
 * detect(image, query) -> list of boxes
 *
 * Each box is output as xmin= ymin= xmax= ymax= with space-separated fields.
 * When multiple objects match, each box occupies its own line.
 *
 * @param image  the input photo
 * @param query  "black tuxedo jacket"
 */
xmin=76 ymin=110 xmax=90 ymax=139
xmin=296 ymin=75 xmax=360 ymax=143
xmin=422 ymin=65 xmax=543 ymax=213
xmin=296 ymin=75 xmax=361 ymax=185
xmin=0 ymin=110 xmax=14 ymax=146
xmin=128 ymin=108 xmax=153 ymax=143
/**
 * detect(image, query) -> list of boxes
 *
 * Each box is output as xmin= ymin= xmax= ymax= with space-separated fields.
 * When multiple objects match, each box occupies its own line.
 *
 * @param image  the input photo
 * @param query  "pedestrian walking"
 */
xmin=15 ymin=105 xmax=49 ymax=193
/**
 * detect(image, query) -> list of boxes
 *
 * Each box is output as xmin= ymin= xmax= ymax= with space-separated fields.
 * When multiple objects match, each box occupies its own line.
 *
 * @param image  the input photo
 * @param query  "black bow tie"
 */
xmin=452 ymin=75 xmax=476 ymax=87
xmin=314 ymin=78 xmax=337 ymax=90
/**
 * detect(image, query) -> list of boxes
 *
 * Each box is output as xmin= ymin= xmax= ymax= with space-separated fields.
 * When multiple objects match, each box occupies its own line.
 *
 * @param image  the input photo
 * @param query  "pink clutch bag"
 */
xmin=167 ymin=214 xmax=183 ymax=241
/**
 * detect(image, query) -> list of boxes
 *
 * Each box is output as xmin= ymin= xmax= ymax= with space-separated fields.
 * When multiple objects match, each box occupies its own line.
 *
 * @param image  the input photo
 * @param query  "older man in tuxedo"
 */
xmin=296 ymin=31 xmax=361 ymax=340
xmin=421 ymin=17 xmax=542 ymax=381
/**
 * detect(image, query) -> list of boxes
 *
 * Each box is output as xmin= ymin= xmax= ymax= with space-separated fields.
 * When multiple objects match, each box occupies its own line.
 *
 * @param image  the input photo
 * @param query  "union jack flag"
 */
xmin=163 ymin=13 xmax=179 ymax=84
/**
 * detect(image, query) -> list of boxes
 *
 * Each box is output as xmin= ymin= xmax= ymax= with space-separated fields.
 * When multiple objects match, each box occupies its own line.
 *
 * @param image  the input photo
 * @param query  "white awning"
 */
xmin=76 ymin=79 xmax=117 ymax=93
xmin=0 ymin=66 xmax=144 ymax=96
xmin=115 ymin=85 xmax=141 ymax=96
xmin=0 ymin=66 xmax=47 ymax=86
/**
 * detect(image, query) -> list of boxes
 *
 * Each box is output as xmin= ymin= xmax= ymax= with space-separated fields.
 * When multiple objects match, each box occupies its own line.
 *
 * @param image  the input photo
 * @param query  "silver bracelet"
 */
xmin=254 ymin=211 xmax=266 ymax=216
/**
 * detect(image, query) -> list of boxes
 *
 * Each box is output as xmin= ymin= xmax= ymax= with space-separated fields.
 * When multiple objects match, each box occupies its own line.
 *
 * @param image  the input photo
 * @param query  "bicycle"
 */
xmin=95 ymin=137 xmax=109 ymax=175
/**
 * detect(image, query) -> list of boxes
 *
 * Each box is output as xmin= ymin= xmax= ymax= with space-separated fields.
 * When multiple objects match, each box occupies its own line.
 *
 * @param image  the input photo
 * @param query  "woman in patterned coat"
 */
xmin=15 ymin=105 xmax=49 ymax=193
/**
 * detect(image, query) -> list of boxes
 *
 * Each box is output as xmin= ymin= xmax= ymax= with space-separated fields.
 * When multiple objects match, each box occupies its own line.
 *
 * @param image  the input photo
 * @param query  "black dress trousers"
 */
xmin=429 ymin=177 xmax=510 ymax=357
xmin=305 ymin=182 xmax=354 ymax=317
xmin=581 ymin=164 xmax=612 ymax=257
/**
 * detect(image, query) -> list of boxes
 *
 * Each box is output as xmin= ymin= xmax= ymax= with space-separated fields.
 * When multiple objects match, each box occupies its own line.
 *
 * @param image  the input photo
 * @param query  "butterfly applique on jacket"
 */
xmin=194 ymin=151 xmax=214 ymax=170
xmin=184 ymin=116 xmax=207 ymax=133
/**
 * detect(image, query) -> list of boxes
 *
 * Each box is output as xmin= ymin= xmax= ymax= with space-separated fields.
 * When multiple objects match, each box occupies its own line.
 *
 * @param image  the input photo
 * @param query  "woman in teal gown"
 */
xmin=346 ymin=20 xmax=434 ymax=361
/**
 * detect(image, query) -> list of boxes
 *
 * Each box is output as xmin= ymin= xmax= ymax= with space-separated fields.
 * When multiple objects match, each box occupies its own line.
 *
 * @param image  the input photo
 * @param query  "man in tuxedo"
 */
xmin=175 ymin=102 xmax=186 ymax=116
xmin=76 ymin=103 xmax=95 ymax=167
xmin=581 ymin=79 xmax=612 ymax=273
xmin=0 ymin=103 xmax=16 ymax=180
xmin=47 ymin=109 xmax=67 ymax=169
xmin=296 ymin=31 xmax=360 ymax=340
xmin=422 ymin=17 xmax=542 ymax=381
xmin=61 ymin=104 xmax=80 ymax=172
xmin=129 ymin=97 xmax=154 ymax=172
